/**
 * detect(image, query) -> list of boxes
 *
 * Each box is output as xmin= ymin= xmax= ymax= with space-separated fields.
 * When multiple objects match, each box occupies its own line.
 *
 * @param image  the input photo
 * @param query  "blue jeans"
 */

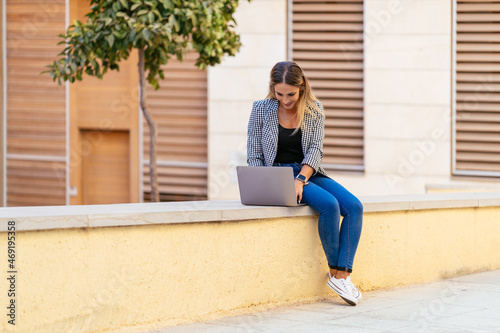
xmin=274 ymin=162 xmax=363 ymax=272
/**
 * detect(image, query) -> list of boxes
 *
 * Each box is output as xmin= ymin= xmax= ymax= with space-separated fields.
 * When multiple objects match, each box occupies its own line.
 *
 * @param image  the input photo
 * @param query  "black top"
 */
xmin=274 ymin=124 xmax=304 ymax=163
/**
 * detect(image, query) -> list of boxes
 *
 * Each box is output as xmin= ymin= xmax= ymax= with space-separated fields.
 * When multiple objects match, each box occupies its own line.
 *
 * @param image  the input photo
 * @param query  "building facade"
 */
xmin=208 ymin=0 xmax=500 ymax=200
xmin=1 ymin=0 xmax=499 ymax=207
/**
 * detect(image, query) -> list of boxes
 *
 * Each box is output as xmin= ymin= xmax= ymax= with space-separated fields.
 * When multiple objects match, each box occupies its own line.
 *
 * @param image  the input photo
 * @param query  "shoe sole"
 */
xmin=327 ymin=280 xmax=358 ymax=306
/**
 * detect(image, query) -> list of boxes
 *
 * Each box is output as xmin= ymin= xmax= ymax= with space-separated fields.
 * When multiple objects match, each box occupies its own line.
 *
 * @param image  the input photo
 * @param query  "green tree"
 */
xmin=45 ymin=0 xmax=248 ymax=201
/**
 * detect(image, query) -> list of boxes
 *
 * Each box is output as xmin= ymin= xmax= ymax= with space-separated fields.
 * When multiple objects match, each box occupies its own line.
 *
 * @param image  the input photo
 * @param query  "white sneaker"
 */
xmin=327 ymin=274 xmax=358 ymax=306
xmin=346 ymin=276 xmax=362 ymax=301
xmin=328 ymin=272 xmax=362 ymax=302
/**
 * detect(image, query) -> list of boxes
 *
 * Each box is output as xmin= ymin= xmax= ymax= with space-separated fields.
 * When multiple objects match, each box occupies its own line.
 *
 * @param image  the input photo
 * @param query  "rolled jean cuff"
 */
xmin=328 ymin=265 xmax=353 ymax=273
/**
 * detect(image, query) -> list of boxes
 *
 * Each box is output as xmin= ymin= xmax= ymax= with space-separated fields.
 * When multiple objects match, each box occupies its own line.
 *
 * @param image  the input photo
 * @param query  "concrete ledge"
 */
xmin=1 ymin=191 xmax=500 ymax=231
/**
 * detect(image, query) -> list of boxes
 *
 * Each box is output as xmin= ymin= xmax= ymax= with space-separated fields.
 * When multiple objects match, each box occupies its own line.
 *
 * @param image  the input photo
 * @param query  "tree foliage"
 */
xmin=45 ymin=0 xmax=245 ymax=89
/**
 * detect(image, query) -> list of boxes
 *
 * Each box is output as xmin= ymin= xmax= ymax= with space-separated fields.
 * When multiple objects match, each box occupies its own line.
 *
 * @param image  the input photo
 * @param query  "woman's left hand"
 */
xmin=294 ymin=179 xmax=304 ymax=203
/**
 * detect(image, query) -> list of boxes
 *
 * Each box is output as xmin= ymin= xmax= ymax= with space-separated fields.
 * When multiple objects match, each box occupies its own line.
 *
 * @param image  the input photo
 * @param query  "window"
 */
xmin=454 ymin=1 xmax=500 ymax=176
xmin=291 ymin=0 xmax=364 ymax=172
xmin=5 ymin=1 xmax=67 ymax=206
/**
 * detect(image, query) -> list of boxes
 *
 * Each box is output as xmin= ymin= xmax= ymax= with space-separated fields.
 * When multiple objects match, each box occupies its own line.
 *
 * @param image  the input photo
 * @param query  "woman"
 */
xmin=247 ymin=61 xmax=364 ymax=306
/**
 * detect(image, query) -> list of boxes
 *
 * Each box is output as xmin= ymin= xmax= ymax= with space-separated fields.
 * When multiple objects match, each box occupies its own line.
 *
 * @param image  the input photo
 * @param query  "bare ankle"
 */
xmin=335 ymin=270 xmax=350 ymax=280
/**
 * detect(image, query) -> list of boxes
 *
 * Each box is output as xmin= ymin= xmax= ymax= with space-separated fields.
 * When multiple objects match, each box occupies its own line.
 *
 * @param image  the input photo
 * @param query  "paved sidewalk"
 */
xmin=147 ymin=270 xmax=500 ymax=332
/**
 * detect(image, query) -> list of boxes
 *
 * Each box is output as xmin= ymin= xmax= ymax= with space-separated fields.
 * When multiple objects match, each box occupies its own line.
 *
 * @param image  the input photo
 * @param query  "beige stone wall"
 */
xmin=356 ymin=0 xmax=500 ymax=195
xmin=320 ymin=0 xmax=457 ymax=196
xmin=360 ymin=0 xmax=453 ymax=195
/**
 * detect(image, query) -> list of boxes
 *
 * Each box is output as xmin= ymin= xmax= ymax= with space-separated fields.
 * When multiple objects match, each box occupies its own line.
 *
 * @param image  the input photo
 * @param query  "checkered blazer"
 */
xmin=247 ymin=98 xmax=328 ymax=177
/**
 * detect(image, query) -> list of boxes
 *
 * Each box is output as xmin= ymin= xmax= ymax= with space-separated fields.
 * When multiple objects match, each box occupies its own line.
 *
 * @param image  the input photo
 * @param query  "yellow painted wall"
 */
xmin=0 ymin=206 xmax=499 ymax=332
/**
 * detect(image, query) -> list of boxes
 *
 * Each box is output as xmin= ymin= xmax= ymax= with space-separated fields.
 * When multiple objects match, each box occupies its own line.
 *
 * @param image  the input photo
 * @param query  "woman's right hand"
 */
xmin=294 ymin=179 xmax=304 ymax=203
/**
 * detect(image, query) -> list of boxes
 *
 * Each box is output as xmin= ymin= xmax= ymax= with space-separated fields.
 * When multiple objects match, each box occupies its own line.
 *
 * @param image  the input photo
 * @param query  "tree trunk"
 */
xmin=138 ymin=47 xmax=160 ymax=202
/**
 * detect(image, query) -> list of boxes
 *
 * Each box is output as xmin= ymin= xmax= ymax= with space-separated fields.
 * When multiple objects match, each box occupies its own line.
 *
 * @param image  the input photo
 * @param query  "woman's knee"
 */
xmin=325 ymin=197 xmax=341 ymax=215
xmin=344 ymin=197 xmax=363 ymax=216
xmin=314 ymin=196 xmax=340 ymax=215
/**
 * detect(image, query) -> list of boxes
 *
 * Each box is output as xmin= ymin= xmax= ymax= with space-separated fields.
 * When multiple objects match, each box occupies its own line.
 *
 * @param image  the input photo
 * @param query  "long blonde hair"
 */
xmin=266 ymin=61 xmax=322 ymax=132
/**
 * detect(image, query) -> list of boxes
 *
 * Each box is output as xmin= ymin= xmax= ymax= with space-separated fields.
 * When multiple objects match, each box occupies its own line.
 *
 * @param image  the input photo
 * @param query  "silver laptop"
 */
xmin=236 ymin=166 xmax=306 ymax=206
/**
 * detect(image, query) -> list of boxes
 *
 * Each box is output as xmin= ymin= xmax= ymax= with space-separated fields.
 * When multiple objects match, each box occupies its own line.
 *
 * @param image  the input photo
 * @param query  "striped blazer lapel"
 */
xmin=264 ymin=99 xmax=279 ymax=167
xmin=301 ymin=111 xmax=312 ymax=154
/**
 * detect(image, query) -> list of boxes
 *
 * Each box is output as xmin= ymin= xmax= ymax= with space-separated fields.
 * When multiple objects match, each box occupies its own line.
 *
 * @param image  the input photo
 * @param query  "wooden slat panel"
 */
xmin=457 ymin=72 xmax=500 ymax=82
xmin=296 ymin=60 xmax=363 ymax=71
xmin=456 ymin=123 xmax=500 ymax=133
xmin=322 ymin=127 xmax=364 ymax=138
xmin=323 ymin=137 xmax=364 ymax=147
xmin=143 ymin=54 xmax=208 ymax=201
xmin=6 ymin=1 xmax=67 ymax=206
xmin=456 ymin=161 xmax=500 ymax=172
xmin=457 ymin=53 xmax=500 ymax=62
xmin=458 ymin=63 xmax=500 ymax=72
xmin=6 ymin=159 xmax=65 ymax=206
xmin=457 ymin=142 xmax=500 ymax=152
xmin=310 ymin=79 xmax=363 ymax=90
xmin=456 ymin=113 xmax=500 ymax=124
xmin=457 ymin=102 xmax=500 ymax=112
xmin=457 ymin=3 xmax=500 ymax=11
xmin=456 ymin=1 xmax=500 ymax=173
xmin=457 ymin=23 xmax=500 ymax=32
xmin=458 ymin=132 xmax=500 ymax=142
xmin=305 ymin=70 xmax=363 ymax=80
xmin=294 ymin=50 xmax=363 ymax=61
xmin=324 ymin=118 xmax=363 ymax=128
xmin=297 ymin=0 xmax=363 ymax=139
xmin=293 ymin=3 xmax=363 ymax=12
xmin=458 ymin=93 xmax=500 ymax=103
xmin=293 ymin=41 xmax=362 ymax=52
xmin=325 ymin=109 xmax=364 ymax=118
xmin=143 ymin=165 xmax=207 ymax=201
xmin=293 ymin=32 xmax=362 ymax=41
xmin=293 ymin=1 xmax=363 ymax=171
xmin=457 ymin=13 xmax=500 ymax=22
xmin=456 ymin=152 xmax=500 ymax=163
xmin=323 ymin=146 xmax=364 ymax=157
xmin=322 ymin=155 xmax=363 ymax=165
xmin=457 ymin=43 xmax=500 ymax=52
xmin=321 ymin=98 xmax=364 ymax=109
xmin=457 ymin=82 xmax=500 ymax=92
xmin=457 ymin=33 xmax=500 ymax=42
xmin=293 ymin=22 xmax=363 ymax=32
xmin=294 ymin=13 xmax=362 ymax=22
